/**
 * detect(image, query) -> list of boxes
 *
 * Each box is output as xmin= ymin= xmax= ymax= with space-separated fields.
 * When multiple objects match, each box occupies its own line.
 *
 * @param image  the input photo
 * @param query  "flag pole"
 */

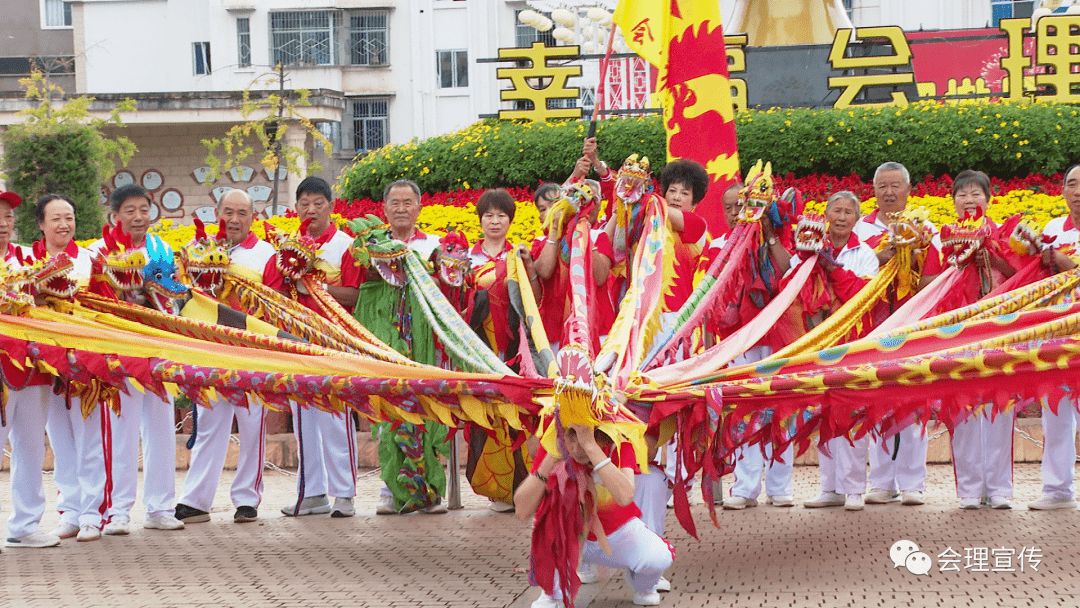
xmin=587 ymin=23 xmax=618 ymax=139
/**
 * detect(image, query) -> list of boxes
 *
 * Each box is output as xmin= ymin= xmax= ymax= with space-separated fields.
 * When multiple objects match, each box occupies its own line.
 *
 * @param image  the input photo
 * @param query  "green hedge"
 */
xmin=340 ymin=100 xmax=1080 ymax=200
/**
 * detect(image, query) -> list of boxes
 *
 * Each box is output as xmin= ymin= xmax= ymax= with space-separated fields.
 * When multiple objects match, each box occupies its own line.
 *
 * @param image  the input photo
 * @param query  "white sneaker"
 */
xmin=331 ymin=497 xmax=355 ymax=518
xmin=959 ymin=497 xmax=981 ymax=510
xmin=804 ymin=491 xmax=845 ymax=508
xmin=103 ymin=520 xmax=130 ymax=535
xmin=666 ymin=495 xmax=675 ymax=509
xmin=656 ymin=576 xmax=671 ymax=592
xmin=422 ymin=501 xmax=448 ymax=514
xmin=144 ymin=515 xmax=185 ymax=530
xmin=990 ymin=496 xmax=1012 ymax=510
xmin=722 ymin=496 xmax=757 ymax=510
xmin=51 ymin=523 xmax=80 ymax=540
xmin=844 ymin=494 xmax=864 ymax=511
xmin=281 ymin=494 xmax=331 ymax=516
xmin=530 ymin=594 xmax=564 ymax=608
xmin=767 ymin=495 xmax=795 ymax=507
xmin=76 ymin=525 xmax=101 ymax=542
xmin=901 ymin=491 xmax=925 ymax=506
xmin=864 ymin=489 xmax=900 ymax=504
xmin=577 ymin=561 xmax=599 ymax=584
xmin=375 ymin=494 xmax=396 ymax=515
xmin=488 ymin=500 xmax=516 ymax=513
xmin=1028 ymin=495 xmax=1077 ymax=510
xmin=5 ymin=531 xmax=61 ymax=548
xmin=632 ymin=591 xmax=661 ymax=606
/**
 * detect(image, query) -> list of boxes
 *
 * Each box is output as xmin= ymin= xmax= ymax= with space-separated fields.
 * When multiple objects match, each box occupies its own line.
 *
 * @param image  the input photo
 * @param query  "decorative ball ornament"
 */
xmin=533 ymin=15 xmax=553 ymax=32
xmin=552 ymin=27 xmax=575 ymax=44
xmin=587 ymin=8 xmax=610 ymax=22
xmin=518 ymin=9 xmax=539 ymax=26
xmin=551 ymin=8 xmax=576 ymax=28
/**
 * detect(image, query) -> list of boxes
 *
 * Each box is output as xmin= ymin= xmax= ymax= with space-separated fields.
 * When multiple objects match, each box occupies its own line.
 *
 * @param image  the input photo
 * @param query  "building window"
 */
xmin=237 ymin=18 xmax=251 ymax=68
xmin=270 ymin=10 xmax=338 ymax=66
xmin=350 ymin=11 xmax=389 ymax=66
xmin=437 ymin=49 xmax=468 ymax=88
xmin=350 ymin=98 xmax=389 ymax=153
xmin=193 ymin=42 xmax=212 ymax=75
xmin=842 ymin=0 xmax=854 ymax=20
xmin=992 ymin=0 xmax=1035 ymax=27
xmin=515 ymin=9 xmax=556 ymax=47
xmin=42 ymin=0 xmax=72 ymax=28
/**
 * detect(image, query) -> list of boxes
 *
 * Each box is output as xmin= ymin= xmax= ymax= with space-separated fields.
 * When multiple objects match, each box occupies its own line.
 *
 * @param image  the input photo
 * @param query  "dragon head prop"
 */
xmin=795 ymin=212 xmax=827 ymax=255
xmin=940 ymin=208 xmax=992 ymax=267
xmin=0 ymin=255 xmax=37 ymax=312
xmin=542 ymin=180 xmax=602 ymax=241
xmin=1009 ymin=217 xmax=1043 ymax=256
xmin=738 ymin=160 xmax=774 ymax=222
xmin=180 ymin=217 xmax=231 ymax=294
xmin=885 ymin=205 xmax=933 ymax=250
xmin=142 ymin=235 xmax=188 ymax=313
xmin=348 ymin=214 xmax=408 ymax=287
xmin=434 ymin=230 xmax=471 ymax=288
xmin=29 ymin=251 xmax=78 ymax=299
xmin=614 ymin=153 xmax=652 ymax=204
xmin=268 ymin=218 xmax=322 ymax=283
xmin=92 ymin=223 xmax=147 ymax=295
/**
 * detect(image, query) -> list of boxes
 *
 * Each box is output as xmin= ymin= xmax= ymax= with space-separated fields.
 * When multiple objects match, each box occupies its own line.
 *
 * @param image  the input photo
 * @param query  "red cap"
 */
xmin=0 ymin=191 xmax=23 ymax=209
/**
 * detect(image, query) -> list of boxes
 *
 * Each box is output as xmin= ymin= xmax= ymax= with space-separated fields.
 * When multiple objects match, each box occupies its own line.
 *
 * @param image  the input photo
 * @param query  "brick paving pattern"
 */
xmin=0 ymin=463 xmax=1075 ymax=608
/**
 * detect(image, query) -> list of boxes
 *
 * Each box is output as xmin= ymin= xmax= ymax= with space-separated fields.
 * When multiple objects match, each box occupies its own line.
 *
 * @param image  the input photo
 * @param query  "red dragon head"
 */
xmin=795 ymin=212 xmax=826 ymax=255
xmin=91 ymin=222 xmax=147 ymax=295
xmin=268 ymin=218 xmax=322 ymax=282
xmin=435 ymin=231 xmax=471 ymax=288
xmin=940 ymin=208 xmax=992 ymax=267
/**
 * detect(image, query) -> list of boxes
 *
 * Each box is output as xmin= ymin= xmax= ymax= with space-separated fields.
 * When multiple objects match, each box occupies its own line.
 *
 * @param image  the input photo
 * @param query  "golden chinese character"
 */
xmin=826 ymin=26 xmax=916 ymax=108
xmin=1035 ymin=15 xmax=1080 ymax=101
xmin=725 ymin=34 xmax=749 ymax=112
xmin=496 ymin=43 xmax=583 ymax=121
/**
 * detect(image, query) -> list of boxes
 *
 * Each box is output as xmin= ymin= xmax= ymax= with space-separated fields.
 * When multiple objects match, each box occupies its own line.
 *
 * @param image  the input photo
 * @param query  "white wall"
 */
xmin=852 ymin=0 xmax=993 ymax=30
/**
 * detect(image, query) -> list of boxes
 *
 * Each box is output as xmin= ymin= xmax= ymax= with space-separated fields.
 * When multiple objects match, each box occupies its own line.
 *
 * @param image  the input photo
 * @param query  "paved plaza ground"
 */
xmin=0 ymin=462 xmax=1075 ymax=608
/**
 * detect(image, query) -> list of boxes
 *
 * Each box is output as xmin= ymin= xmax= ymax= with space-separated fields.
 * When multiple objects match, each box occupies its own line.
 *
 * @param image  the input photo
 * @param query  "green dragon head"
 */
xmin=348 ymin=214 xmax=409 ymax=287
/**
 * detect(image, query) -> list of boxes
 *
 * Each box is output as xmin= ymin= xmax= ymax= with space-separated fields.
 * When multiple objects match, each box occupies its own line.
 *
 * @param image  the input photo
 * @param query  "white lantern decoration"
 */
xmin=582 ymin=41 xmax=596 ymax=54
xmin=551 ymin=8 xmax=576 ymax=28
xmin=534 ymin=15 xmax=553 ymax=31
xmin=552 ymin=26 xmax=575 ymax=44
xmin=587 ymin=8 xmax=610 ymax=22
xmin=518 ymin=9 xmax=539 ymax=26
xmin=1032 ymin=6 xmax=1053 ymax=26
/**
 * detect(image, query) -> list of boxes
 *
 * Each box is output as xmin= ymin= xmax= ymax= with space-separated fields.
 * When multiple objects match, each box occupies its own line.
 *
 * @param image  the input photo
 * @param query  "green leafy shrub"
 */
xmin=2 ymin=73 xmax=136 ymax=241
xmin=341 ymin=100 xmax=1080 ymax=200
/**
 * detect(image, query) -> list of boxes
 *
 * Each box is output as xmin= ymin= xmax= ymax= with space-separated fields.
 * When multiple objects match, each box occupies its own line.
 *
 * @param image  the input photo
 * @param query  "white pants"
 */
xmin=951 ymin=410 xmax=1014 ymax=499
xmin=292 ymin=403 xmax=356 ymax=499
xmin=1040 ymin=397 xmax=1078 ymax=499
xmin=818 ymin=435 xmax=869 ymax=496
xmin=179 ymin=396 xmax=267 ymax=511
xmin=634 ymin=464 xmax=670 ymax=536
xmin=868 ymin=424 xmax=928 ymax=493
xmin=108 ymin=380 xmax=176 ymax=522
xmin=46 ymin=392 xmax=108 ymax=529
xmin=2 ymin=386 xmax=49 ymax=538
xmin=543 ymin=517 xmax=675 ymax=600
xmin=731 ymin=442 xmax=794 ymax=499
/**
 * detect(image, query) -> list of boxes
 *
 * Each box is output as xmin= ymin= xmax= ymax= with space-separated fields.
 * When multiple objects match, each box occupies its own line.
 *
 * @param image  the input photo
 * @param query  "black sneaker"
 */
xmin=234 ymin=506 xmax=258 ymax=523
xmin=174 ymin=503 xmax=210 ymax=523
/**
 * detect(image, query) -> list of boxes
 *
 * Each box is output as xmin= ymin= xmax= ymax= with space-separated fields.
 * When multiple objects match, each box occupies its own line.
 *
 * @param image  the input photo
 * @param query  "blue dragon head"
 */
xmin=142 ymin=234 xmax=189 ymax=313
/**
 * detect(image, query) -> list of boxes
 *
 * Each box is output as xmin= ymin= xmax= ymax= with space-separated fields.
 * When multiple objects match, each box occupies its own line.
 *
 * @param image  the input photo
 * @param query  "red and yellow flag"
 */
xmin=613 ymin=0 xmax=739 ymax=236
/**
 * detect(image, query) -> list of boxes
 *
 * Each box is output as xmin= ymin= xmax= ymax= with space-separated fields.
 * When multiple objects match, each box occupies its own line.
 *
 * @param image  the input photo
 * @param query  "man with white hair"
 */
xmin=852 ymin=162 xmax=943 ymax=507
xmin=175 ymin=189 xmax=276 ymax=524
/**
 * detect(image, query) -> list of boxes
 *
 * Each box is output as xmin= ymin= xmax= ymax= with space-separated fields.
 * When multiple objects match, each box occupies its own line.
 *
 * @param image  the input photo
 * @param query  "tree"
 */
xmin=202 ymin=63 xmax=333 ymax=215
xmin=2 ymin=71 xmax=136 ymax=241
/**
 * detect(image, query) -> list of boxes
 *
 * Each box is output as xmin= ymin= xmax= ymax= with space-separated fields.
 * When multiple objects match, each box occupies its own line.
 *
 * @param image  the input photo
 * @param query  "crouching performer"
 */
xmin=515 ymin=423 xmax=674 ymax=608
